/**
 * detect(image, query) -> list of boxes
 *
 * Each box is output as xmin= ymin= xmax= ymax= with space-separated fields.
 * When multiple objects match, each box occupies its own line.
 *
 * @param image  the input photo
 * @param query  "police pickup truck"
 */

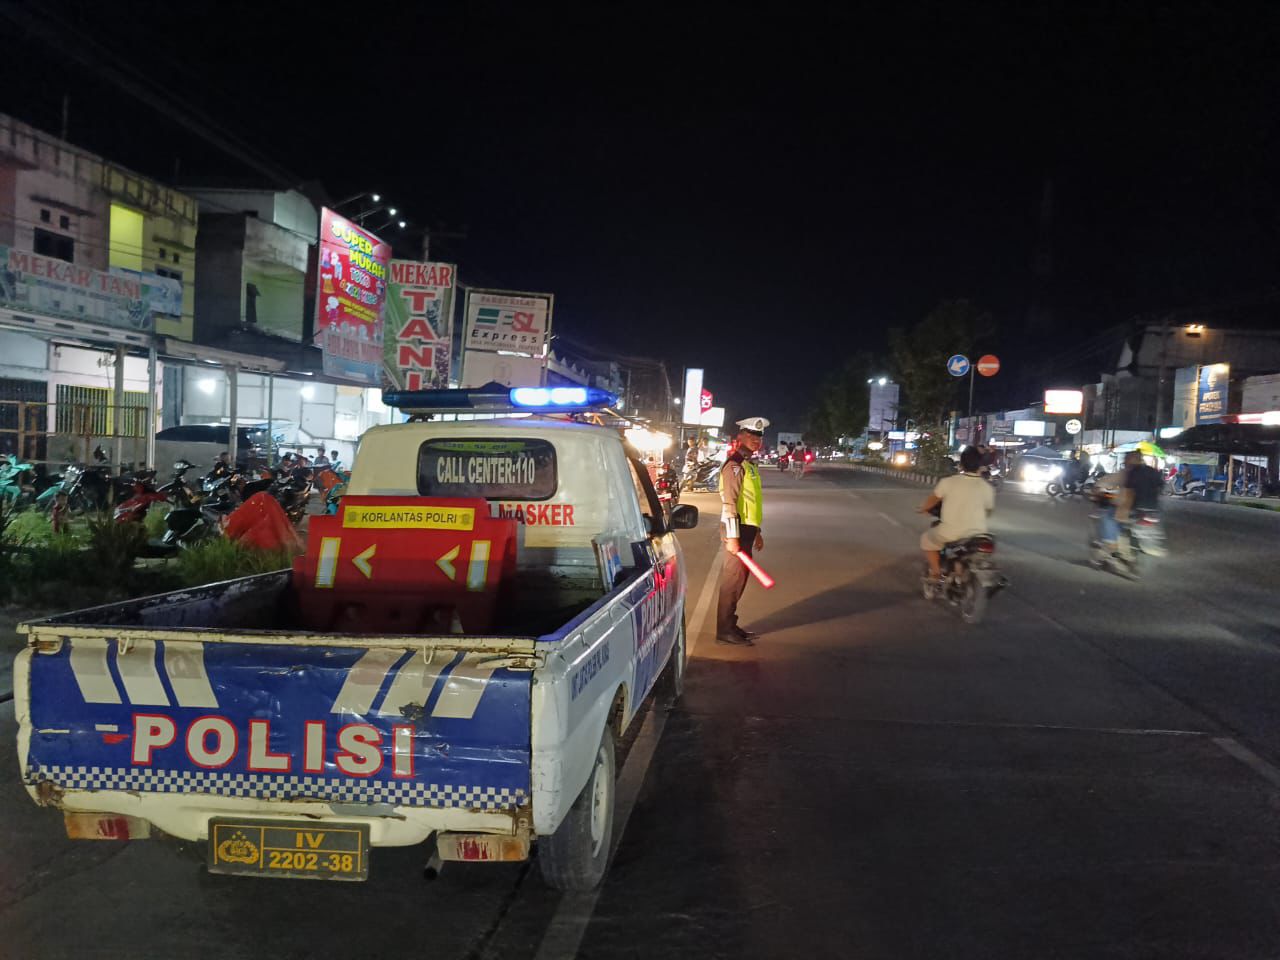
xmin=14 ymin=386 xmax=696 ymax=891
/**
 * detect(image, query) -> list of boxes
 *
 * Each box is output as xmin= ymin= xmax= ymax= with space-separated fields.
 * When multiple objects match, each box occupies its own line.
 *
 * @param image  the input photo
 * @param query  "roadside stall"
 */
xmin=1163 ymin=420 xmax=1280 ymax=500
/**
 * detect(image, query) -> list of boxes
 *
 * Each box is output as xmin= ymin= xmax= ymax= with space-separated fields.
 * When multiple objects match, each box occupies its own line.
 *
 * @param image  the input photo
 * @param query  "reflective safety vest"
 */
xmin=721 ymin=457 xmax=764 ymax=528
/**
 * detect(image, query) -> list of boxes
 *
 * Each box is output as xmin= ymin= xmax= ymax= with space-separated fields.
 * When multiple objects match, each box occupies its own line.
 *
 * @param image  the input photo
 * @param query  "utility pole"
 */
xmin=1152 ymin=315 xmax=1171 ymax=438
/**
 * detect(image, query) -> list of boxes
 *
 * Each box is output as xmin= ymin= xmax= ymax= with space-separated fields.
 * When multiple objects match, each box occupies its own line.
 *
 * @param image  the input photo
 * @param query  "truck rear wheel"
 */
xmin=539 ymin=726 xmax=615 ymax=891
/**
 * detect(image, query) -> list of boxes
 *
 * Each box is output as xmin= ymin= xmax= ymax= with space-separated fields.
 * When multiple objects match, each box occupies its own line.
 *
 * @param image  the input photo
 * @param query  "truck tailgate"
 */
xmin=20 ymin=634 xmax=533 ymax=826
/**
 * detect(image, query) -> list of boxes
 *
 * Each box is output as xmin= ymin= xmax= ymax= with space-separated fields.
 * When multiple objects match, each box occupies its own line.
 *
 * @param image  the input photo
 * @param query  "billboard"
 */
xmin=314 ymin=209 xmax=391 ymax=385
xmin=110 ymin=267 xmax=184 ymax=320
xmin=0 ymin=246 xmax=151 ymax=331
xmin=1043 ymin=389 xmax=1084 ymax=415
xmin=868 ymin=380 xmax=900 ymax=433
xmin=1196 ymin=363 xmax=1230 ymax=424
xmin=681 ymin=368 xmax=704 ymax=425
xmin=460 ymin=350 xmax=547 ymax=389
xmin=701 ymin=406 xmax=726 ymax=428
xmin=384 ymin=261 xmax=455 ymax=391
xmin=462 ymin=289 xmax=553 ymax=356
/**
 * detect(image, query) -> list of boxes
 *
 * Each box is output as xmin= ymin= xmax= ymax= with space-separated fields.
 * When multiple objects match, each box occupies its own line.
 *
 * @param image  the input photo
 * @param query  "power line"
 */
xmin=0 ymin=2 xmax=302 ymax=188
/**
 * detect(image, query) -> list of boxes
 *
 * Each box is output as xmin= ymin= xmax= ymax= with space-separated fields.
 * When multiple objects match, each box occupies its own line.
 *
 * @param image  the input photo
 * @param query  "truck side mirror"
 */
xmin=669 ymin=504 xmax=698 ymax=530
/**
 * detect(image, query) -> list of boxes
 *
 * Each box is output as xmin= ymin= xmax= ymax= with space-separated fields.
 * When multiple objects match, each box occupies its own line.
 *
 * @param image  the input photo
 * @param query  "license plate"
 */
xmin=208 ymin=818 xmax=369 ymax=881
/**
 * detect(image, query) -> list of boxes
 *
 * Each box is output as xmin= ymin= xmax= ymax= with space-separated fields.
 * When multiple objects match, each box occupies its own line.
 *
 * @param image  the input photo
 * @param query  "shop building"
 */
xmin=0 ymin=112 xmax=198 ymax=467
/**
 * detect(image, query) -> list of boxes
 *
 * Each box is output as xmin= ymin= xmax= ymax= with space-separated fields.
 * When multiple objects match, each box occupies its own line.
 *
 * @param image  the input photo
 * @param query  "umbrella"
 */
xmin=1137 ymin=440 xmax=1165 ymax=458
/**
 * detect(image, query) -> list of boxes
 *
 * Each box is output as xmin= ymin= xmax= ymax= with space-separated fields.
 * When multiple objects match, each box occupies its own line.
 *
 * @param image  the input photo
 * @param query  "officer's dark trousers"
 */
xmin=716 ymin=524 xmax=759 ymax=636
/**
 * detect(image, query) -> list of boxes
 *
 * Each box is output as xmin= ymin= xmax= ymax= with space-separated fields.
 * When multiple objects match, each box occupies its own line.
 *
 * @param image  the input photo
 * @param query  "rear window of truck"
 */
xmin=417 ymin=438 xmax=558 ymax=500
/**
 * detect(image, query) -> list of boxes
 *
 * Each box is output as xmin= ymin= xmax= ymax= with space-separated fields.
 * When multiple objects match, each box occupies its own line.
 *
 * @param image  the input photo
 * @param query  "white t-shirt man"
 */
xmin=920 ymin=472 xmax=995 ymax=550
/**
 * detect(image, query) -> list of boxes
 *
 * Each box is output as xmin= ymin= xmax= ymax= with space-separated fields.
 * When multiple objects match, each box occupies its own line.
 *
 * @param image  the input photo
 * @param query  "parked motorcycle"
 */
xmin=147 ymin=505 xmax=222 ymax=556
xmin=272 ymin=465 xmax=315 ymax=524
xmin=921 ymin=520 xmax=1009 ymax=625
xmin=1233 ymin=476 xmax=1261 ymax=498
xmin=157 ymin=460 xmax=202 ymax=509
xmin=681 ymin=458 xmax=723 ymax=493
xmin=113 ymin=470 xmax=167 ymax=523
xmin=0 ymin=455 xmax=37 ymax=507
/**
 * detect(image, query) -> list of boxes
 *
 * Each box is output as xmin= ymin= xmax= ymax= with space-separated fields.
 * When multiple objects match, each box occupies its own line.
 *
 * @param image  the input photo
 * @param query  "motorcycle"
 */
xmin=148 ymin=505 xmax=223 ymax=556
xmin=272 ymin=465 xmax=315 ymax=524
xmin=34 ymin=447 xmax=123 ymax=515
xmin=1167 ymin=472 xmax=1210 ymax=499
xmin=682 ymin=458 xmax=722 ymax=492
xmin=1233 ymin=476 xmax=1261 ymax=498
xmin=921 ymin=518 xmax=1009 ymax=625
xmin=113 ymin=470 xmax=167 ymax=523
xmin=0 ymin=456 xmax=37 ymax=507
xmin=654 ymin=463 xmax=681 ymax=512
xmin=157 ymin=460 xmax=202 ymax=509
xmin=1088 ymin=507 xmax=1166 ymax=579
xmin=1045 ymin=465 xmax=1098 ymax=499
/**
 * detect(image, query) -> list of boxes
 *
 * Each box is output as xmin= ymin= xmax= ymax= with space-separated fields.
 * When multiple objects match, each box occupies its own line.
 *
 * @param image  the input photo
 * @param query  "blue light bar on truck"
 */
xmin=382 ymin=385 xmax=619 ymax=414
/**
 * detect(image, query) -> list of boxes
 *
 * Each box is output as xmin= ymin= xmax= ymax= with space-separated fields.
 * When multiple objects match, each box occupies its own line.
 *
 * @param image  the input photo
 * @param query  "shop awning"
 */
xmin=160 ymin=337 xmax=285 ymax=373
xmin=1164 ymin=422 xmax=1280 ymax=456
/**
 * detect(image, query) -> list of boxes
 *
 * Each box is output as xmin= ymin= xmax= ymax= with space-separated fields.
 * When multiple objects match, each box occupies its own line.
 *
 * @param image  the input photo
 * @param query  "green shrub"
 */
xmin=172 ymin=538 xmax=294 ymax=588
xmin=8 ymin=510 xmax=54 ymax=545
xmin=143 ymin=503 xmax=171 ymax=541
xmin=82 ymin=512 xmax=148 ymax=590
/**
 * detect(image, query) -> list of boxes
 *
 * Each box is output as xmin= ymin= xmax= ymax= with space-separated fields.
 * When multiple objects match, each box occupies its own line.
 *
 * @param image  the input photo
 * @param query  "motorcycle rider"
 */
xmin=918 ymin=445 xmax=995 ymax=586
xmin=1092 ymin=451 xmax=1162 ymax=559
xmin=682 ymin=437 xmax=700 ymax=483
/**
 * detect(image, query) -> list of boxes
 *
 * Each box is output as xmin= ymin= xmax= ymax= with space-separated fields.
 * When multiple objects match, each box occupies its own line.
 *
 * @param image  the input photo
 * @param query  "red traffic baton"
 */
xmin=736 ymin=551 xmax=775 ymax=589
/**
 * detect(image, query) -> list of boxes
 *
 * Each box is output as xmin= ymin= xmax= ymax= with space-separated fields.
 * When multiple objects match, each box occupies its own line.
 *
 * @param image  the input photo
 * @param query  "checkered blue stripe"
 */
xmin=27 ymin=764 xmax=526 ymax=810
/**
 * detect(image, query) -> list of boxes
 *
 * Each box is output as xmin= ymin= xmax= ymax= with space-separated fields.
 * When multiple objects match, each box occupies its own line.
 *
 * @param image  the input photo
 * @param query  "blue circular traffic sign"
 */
xmin=947 ymin=354 xmax=970 ymax=378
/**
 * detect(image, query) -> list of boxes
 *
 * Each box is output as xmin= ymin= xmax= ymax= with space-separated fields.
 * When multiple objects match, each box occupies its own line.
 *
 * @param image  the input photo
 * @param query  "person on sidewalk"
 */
xmin=717 ymin=416 xmax=769 ymax=645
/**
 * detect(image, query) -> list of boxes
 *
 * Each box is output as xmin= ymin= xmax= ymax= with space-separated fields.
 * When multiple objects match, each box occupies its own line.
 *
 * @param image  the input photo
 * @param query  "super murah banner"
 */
xmin=315 ymin=209 xmax=391 ymax=385
xmin=383 ymin=261 xmax=456 ymax=391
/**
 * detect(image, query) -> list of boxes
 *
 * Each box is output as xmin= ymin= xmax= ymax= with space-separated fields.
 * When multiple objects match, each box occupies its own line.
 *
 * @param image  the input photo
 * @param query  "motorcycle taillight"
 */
xmin=977 ymin=541 xmax=996 ymax=553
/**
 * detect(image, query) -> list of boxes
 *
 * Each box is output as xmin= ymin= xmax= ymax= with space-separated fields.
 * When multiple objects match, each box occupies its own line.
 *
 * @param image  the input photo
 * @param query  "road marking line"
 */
xmin=877 ymin=511 xmax=902 ymax=528
xmin=1213 ymin=737 xmax=1280 ymax=789
xmin=686 ymin=548 xmax=722 ymax=657
xmin=533 ymin=705 xmax=666 ymax=960
xmin=533 ymin=547 xmax=721 ymax=960
xmin=670 ymin=707 xmax=1213 ymax=738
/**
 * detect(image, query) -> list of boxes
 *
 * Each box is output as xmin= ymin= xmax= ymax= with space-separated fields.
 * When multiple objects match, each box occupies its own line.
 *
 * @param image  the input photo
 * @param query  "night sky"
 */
xmin=3 ymin=2 xmax=1278 ymax=428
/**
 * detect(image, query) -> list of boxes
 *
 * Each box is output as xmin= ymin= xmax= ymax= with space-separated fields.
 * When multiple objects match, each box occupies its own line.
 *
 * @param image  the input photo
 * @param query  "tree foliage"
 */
xmin=888 ymin=299 xmax=995 ymax=425
xmin=804 ymin=354 xmax=873 ymax=446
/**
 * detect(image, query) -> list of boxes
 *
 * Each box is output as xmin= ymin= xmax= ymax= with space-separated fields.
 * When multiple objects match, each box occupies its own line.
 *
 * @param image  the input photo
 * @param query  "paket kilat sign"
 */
xmin=383 ymin=261 xmax=455 ymax=392
xmin=463 ymin=289 xmax=553 ymax=356
xmin=314 ymin=208 xmax=392 ymax=385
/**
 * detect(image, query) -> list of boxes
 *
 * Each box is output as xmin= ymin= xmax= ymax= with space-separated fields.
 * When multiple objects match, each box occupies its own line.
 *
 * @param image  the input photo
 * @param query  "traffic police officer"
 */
xmin=717 ymin=416 xmax=768 ymax=645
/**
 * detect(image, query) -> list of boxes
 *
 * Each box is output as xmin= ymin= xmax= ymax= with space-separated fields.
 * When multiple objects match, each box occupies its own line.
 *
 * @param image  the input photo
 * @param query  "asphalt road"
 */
xmin=3 ymin=465 xmax=1280 ymax=959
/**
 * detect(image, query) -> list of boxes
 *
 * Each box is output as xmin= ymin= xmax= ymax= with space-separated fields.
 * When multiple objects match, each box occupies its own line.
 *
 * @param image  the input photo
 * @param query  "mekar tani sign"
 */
xmin=388 ymin=261 xmax=455 ymax=391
